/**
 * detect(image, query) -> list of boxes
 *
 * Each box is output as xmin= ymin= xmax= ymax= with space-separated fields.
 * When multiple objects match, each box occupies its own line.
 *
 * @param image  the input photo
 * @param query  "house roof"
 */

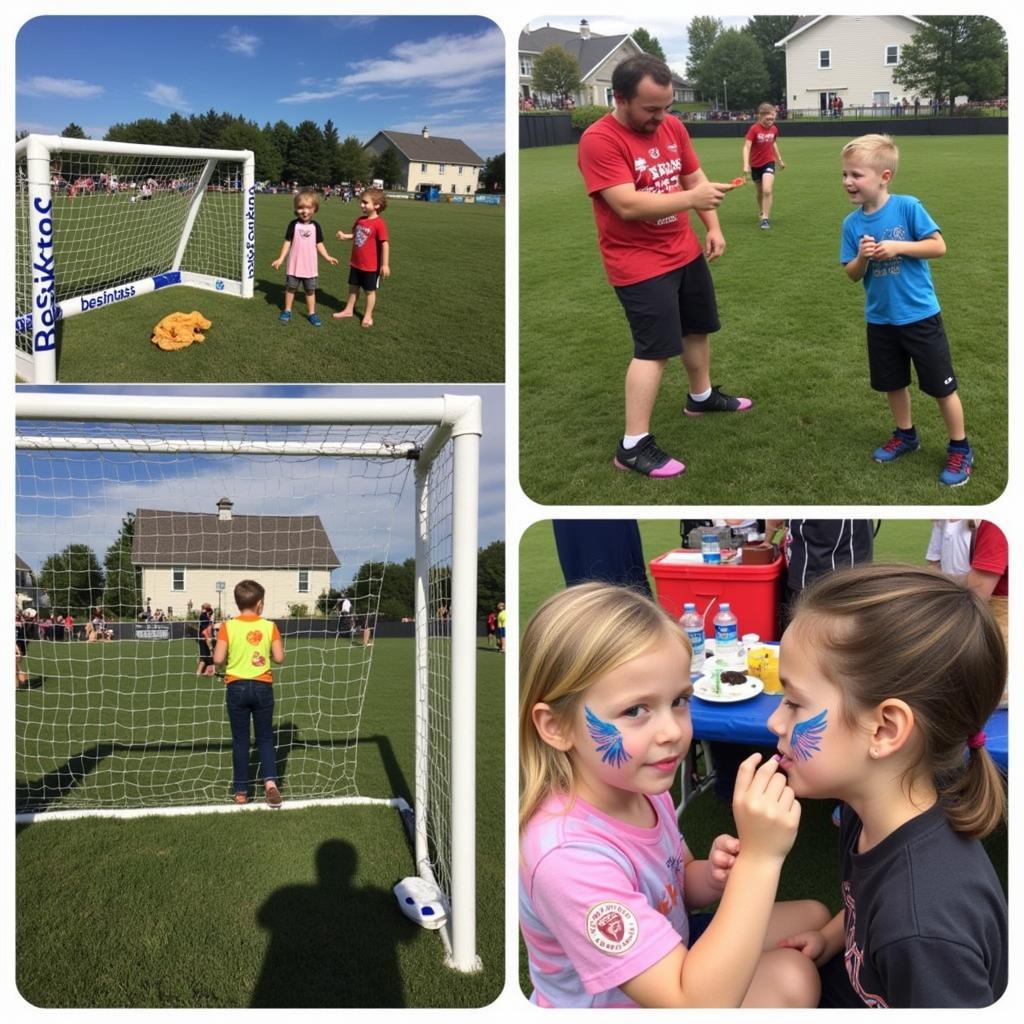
xmin=16 ymin=555 xmax=33 ymax=573
xmin=520 ymin=24 xmax=638 ymax=82
xmin=131 ymin=507 xmax=340 ymax=570
xmin=776 ymin=14 xmax=928 ymax=47
xmin=367 ymin=131 xmax=484 ymax=167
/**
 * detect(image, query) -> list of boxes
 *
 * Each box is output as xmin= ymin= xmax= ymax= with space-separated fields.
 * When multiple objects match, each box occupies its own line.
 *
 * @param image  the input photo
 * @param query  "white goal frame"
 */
xmin=15 ymin=135 xmax=256 ymax=384
xmin=14 ymin=392 xmax=481 ymax=973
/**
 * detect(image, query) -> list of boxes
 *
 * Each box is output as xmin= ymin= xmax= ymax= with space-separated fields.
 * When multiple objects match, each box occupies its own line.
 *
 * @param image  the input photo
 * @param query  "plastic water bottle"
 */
xmin=714 ymin=603 xmax=739 ymax=658
xmin=701 ymin=532 xmax=721 ymax=564
xmin=679 ymin=602 xmax=705 ymax=660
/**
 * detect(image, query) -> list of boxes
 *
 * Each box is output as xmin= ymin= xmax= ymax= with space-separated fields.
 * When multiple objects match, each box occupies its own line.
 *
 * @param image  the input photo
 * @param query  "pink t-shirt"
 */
xmin=519 ymin=790 xmax=690 ymax=1008
xmin=284 ymin=218 xmax=324 ymax=279
xmin=578 ymin=112 xmax=702 ymax=287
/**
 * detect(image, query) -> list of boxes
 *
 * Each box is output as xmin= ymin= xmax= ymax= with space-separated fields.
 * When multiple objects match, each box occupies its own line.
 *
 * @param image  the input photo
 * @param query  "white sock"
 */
xmin=689 ymin=387 xmax=712 ymax=403
xmin=621 ymin=433 xmax=649 ymax=450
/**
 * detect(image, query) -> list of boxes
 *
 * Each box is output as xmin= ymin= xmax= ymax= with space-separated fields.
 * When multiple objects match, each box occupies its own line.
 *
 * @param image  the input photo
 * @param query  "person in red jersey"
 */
xmin=742 ymin=103 xmax=786 ymax=230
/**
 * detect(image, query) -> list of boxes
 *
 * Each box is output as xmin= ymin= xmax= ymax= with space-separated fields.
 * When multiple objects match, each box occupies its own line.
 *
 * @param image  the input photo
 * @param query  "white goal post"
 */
xmin=15 ymin=392 xmax=481 ymax=973
xmin=15 ymin=135 xmax=256 ymax=384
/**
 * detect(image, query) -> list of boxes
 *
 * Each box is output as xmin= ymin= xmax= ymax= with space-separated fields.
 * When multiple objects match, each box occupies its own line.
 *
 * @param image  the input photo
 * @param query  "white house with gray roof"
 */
xmin=519 ymin=20 xmax=694 ymax=107
xmin=776 ymin=15 xmax=931 ymax=114
xmin=131 ymin=498 xmax=339 ymax=618
xmin=363 ymin=127 xmax=484 ymax=196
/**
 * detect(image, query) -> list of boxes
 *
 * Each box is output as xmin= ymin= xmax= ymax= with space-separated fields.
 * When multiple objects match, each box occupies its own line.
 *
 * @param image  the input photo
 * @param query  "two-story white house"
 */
xmin=131 ymin=498 xmax=339 ymax=619
xmin=776 ymin=15 xmax=931 ymax=114
xmin=363 ymin=127 xmax=484 ymax=196
xmin=520 ymin=20 xmax=694 ymax=108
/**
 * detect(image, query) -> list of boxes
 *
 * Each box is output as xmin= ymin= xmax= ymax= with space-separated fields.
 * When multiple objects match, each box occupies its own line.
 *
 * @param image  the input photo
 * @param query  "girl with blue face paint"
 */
xmin=767 ymin=563 xmax=1007 ymax=1008
xmin=519 ymin=581 xmax=828 ymax=1008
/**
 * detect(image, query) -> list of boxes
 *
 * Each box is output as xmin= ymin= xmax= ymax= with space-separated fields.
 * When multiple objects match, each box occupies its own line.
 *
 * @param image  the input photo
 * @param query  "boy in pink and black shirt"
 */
xmin=271 ymin=189 xmax=338 ymax=327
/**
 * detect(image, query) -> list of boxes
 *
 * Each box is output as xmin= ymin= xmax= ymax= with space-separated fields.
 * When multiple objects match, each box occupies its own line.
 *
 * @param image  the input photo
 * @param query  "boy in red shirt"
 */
xmin=742 ymin=103 xmax=786 ymax=230
xmin=334 ymin=187 xmax=391 ymax=327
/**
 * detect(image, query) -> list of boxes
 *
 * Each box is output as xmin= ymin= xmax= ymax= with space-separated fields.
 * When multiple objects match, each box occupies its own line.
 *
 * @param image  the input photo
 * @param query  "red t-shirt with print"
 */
xmin=350 ymin=216 xmax=389 ymax=272
xmin=971 ymin=521 xmax=1008 ymax=597
xmin=745 ymin=122 xmax=778 ymax=168
xmin=578 ymin=113 xmax=702 ymax=287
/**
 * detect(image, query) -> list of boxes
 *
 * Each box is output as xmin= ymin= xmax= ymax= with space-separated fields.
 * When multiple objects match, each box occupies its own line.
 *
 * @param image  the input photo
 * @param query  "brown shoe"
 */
xmin=264 ymin=782 xmax=282 ymax=808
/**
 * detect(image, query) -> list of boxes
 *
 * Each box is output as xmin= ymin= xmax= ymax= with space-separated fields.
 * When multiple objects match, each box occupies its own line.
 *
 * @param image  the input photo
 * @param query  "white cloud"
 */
xmin=145 ymin=83 xmax=190 ymax=110
xmin=17 ymin=76 xmax=104 ymax=100
xmin=222 ymin=26 xmax=261 ymax=57
xmin=389 ymin=111 xmax=504 ymax=158
xmin=427 ymin=88 xmax=484 ymax=107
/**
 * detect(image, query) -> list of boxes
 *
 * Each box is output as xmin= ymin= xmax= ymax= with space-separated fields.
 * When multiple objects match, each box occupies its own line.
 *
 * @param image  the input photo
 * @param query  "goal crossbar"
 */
xmin=15 ymin=392 xmax=482 ymax=973
xmin=16 ymin=134 xmax=256 ymax=384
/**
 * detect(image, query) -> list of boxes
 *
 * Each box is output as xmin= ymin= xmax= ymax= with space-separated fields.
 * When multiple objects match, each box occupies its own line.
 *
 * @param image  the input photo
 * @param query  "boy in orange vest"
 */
xmin=213 ymin=579 xmax=286 ymax=806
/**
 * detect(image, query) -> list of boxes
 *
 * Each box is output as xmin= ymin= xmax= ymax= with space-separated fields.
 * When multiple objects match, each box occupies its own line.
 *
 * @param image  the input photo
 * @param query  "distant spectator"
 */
xmin=914 ymin=96 xmax=921 ymax=116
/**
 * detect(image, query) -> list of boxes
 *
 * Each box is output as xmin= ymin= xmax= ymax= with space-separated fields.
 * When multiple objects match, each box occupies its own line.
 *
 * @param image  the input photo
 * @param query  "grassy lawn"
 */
xmin=40 ymin=194 xmax=504 ymax=383
xmin=517 ymin=519 xmax=1007 ymax=995
xmin=520 ymin=136 xmax=1007 ymax=504
xmin=16 ymin=638 xmax=504 ymax=1007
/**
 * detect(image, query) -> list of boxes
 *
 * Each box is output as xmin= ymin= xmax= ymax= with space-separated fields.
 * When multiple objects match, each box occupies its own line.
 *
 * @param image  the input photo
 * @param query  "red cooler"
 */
xmin=649 ymin=550 xmax=784 ymax=641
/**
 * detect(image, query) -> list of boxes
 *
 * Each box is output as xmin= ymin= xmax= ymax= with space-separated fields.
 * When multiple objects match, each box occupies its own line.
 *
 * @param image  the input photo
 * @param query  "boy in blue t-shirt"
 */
xmin=840 ymin=134 xmax=972 ymax=487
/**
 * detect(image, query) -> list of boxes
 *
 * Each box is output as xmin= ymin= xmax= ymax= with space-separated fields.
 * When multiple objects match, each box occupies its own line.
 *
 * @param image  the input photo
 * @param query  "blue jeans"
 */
xmin=225 ymin=680 xmax=277 ymax=793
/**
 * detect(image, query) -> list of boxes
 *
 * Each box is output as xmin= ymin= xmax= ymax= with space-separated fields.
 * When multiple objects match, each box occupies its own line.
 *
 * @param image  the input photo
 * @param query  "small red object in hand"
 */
xmin=731 ymin=176 xmax=746 ymax=187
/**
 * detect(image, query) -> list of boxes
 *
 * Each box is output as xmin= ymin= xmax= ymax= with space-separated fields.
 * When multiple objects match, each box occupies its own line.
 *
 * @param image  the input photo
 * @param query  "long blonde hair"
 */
xmin=794 ymin=563 xmax=1006 ymax=838
xmin=519 ymin=583 xmax=689 ymax=833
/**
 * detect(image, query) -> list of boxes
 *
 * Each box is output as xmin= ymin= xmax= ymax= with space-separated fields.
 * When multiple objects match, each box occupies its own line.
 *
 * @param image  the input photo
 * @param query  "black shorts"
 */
xmin=349 ymin=267 xmax=382 ymax=292
xmin=613 ymin=257 xmax=721 ymax=360
xmin=751 ymin=162 xmax=776 ymax=182
xmin=866 ymin=313 xmax=957 ymax=397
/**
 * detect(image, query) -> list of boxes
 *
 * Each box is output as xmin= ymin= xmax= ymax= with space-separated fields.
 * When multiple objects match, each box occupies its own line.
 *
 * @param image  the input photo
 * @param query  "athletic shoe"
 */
xmin=307 ymin=313 xmax=322 ymax=327
xmin=265 ymin=782 xmax=283 ymax=808
xmin=760 ymin=218 xmax=770 ymax=230
xmin=872 ymin=431 xmax=920 ymax=463
xmin=684 ymin=386 xmax=754 ymax=416
xmin=613 ymin=434 xmax=686 ymax=478
xmin=939 ymin=445 xmax=973 ymax=487
xmin=233 ymin=792 xmax=248 ymax=805
xmin=279 ymin=311 xmax=291 ymax=323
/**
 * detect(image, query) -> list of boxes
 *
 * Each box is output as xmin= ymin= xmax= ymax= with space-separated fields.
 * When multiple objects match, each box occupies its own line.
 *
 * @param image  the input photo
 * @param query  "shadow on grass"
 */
xmin=251 ymin=838 xmax=417 ymax=1007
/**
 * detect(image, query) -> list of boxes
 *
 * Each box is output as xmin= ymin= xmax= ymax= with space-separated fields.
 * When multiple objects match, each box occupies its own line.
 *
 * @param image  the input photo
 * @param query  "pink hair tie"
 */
xmin=967 ymin=731 xmax=987 ymax=751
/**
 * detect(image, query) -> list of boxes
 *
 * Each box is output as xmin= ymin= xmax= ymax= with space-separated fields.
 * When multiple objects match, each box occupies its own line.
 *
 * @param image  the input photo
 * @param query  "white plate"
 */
xmin=693 ymin=673 xmax=764 ymax=703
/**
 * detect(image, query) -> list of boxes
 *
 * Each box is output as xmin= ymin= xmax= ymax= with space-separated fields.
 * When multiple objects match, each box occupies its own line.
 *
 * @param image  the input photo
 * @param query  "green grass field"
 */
xmin=517 ymin=519 xmax=1008 ymax=994
xmin=39 ymin=194 xmax=504 ymax=383
xmin=16 ymin=637 xmax=504 ymax=1007
xmin=520 ymin=136 xmax=1007 ymax=504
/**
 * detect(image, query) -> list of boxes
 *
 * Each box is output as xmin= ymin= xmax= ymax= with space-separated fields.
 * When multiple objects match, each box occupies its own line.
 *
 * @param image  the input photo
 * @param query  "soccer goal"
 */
xmin=15 ymin=135 xmax=256 ymax=384
xmin=15 ymin=392 xmax=481 ymax=972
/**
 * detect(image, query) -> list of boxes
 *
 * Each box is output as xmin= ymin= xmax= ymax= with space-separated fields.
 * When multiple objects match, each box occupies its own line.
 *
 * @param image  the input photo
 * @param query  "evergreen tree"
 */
xmin=742 ymin=16 xmax=799 ymax=103
xmin=685 ymin=16 xmax=724 ymax=86
xmin=218 ymin=120 xmax=283 ymax=183
xmin=61 ymin=123 xmax=87 ymax=139
xmin=269 ymin=120 xmax=295 ymax=183
xmin=163 ymin=112 xmax=200 ymax=148
xmin=337 ymin=135 xmax=370 ymax=186
xmin=632 ymin=27 xmax=666 ymax=61
xmin=322 ymin=118 xmax=341 ymax=185
xmin=104 ymin=119 xmax=167 ymax=145
xmin=370 ymin=146 xmax=403 ymax=189
xmin=101 ymin=513 xmax=141 ymax=620
xmin=479 ymin=153 xmax=505 ymax=193
xmin=288 ymin=120 xmax=328 ymax=186
xmin=477 ymin=540 xmax=505 ymax=619
xmin=38 ymin=544 xmax=104 ymax=616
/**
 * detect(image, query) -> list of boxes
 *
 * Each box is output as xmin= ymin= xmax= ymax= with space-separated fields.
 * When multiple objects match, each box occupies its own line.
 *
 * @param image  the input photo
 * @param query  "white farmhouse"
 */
xmin=131 ymin=498 xmax=339 ymax=619
xmin=776 ymin=15 xmax=931 ymax=114
xmin=363 ymin=127 xmax=484 ymax=197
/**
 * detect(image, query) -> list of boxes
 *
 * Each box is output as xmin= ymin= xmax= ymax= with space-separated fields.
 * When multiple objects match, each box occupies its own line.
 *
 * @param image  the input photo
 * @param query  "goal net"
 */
xmin=15 ymin=392 xmax=481 ymax=971
xmin=15 ymin=135 xmax=256 ymax=383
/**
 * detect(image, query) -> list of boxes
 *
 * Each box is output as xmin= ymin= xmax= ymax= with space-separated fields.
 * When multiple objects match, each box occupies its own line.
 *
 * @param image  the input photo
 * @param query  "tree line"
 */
xmin=17 ymin=111 xmax=505 ymax=193
xmin=32 ymin=513 xmax=504 ymax=622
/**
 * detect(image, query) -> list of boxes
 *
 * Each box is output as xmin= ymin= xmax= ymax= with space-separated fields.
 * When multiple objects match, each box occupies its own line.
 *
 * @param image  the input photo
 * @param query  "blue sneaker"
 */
xmin=279 ymin=311 xmax=291 ymax=323
xmin=872 ymin=431 xmax=920 ymax=463
xmin=939 ymin=445 xmax=973 ymax=487
xmin=308 ymin=313 xmax=322 ymax=327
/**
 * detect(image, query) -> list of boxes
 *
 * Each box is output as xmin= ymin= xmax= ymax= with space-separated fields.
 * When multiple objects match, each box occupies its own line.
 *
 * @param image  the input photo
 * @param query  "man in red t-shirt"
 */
xmin=578 ymin=54 xmax=751 ymax=479
xmin=742 ymin=103 xmax=786 ymax=230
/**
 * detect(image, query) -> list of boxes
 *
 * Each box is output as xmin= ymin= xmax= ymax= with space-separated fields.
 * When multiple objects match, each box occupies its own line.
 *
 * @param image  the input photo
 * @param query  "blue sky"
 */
xmin=16 ymin=15 xmax=504 ymax=157
xmin=15 ymin=384 xmax=505 ymax=588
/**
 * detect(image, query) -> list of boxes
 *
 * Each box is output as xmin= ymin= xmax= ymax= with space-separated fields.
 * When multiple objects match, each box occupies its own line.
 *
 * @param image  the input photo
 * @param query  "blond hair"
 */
xmin=519 ymin=583 xmax=690 ymax=833
xmin=293 ymin=188 xmax=320 ymax=212
xmin=757 ymin=102 xmax=776 ymax=115
xmin=793 ymin=563 xmax=1006 ymax=838
xmin=841 ymin=133 xmax=899 ymax=175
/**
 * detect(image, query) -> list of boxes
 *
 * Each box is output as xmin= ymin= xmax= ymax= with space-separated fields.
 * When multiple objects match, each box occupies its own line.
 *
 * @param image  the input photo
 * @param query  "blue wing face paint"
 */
xmin=790 ymin=708 xmax=828 ymax=761
xmin=585 ymin=706 xmax=631 ymax=768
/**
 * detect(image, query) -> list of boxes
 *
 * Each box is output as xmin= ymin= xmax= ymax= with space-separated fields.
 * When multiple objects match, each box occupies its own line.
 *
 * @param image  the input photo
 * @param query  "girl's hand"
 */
xmin=730 ymin=753 xmax=800 ymax=862
xmin=706 ymin=833 xmax=740 ymax=891
xmin=326 ymin=256 xmax=339 ymax=266
xmin=777 ymin=929 xmax=829 ymax=965
xmin=271 ymin=258 xmax=283 ymax=270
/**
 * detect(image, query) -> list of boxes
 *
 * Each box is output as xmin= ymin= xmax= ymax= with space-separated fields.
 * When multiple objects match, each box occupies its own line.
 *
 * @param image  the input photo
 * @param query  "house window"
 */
xmin=171 ymin=567 xmax=185 ymax=591
xmin=298 ymin=570 xmax=309 ymax=593
xmin=819 ymin=49 xmax=831 ymax=70
xmin=458 ymin=165 xmax=464 ymax=174
xmin=520 ymin=57 xmax=533 ymax=76
xmin=439 ymin=163 xmax=446 ymax=173
xmin=420 ymin=162 xmax=427 ymax=173
xmin=885 ymin=45 xmax=899 ymax=66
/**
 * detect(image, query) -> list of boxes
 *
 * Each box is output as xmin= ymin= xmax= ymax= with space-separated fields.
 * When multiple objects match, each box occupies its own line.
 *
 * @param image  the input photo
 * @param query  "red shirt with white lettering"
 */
xmin=578 ymin=113 xmax=702 ymax=287
xmin=745 ymin=122 xmax=778 ymax=168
